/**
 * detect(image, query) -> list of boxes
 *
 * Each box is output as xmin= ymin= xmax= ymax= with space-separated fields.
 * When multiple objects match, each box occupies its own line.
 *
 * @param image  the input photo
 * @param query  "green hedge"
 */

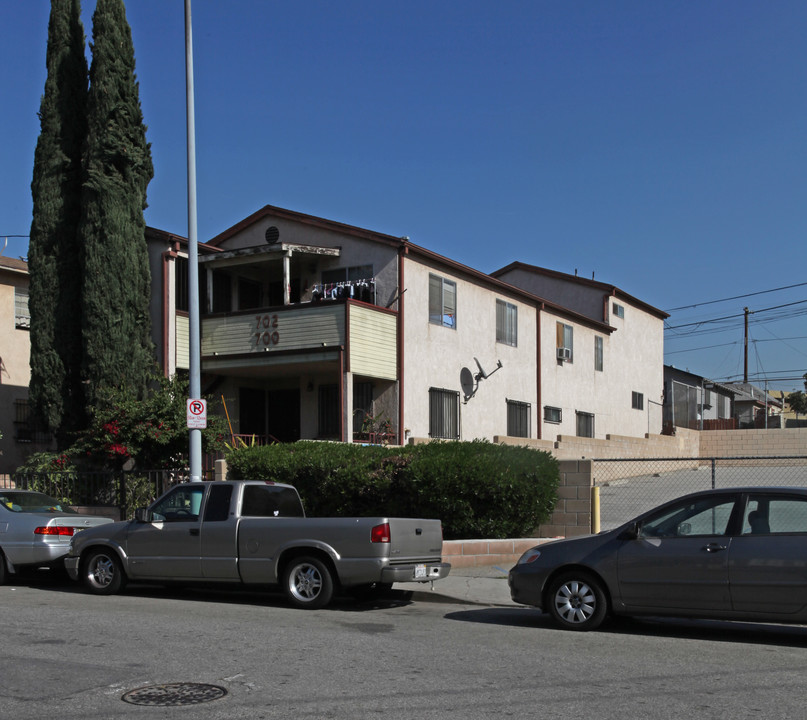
xmin=226 ymin=440 xmax=559 ymax=540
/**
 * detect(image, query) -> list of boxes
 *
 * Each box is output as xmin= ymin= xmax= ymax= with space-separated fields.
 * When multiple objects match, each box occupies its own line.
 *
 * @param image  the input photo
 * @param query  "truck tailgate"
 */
xmin=388 ymin=518 xmax=443 ymax=561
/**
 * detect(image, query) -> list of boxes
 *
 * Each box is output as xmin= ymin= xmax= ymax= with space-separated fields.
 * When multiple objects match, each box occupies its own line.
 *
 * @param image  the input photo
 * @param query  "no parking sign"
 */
xmin=186 ymin=398 xmax=207 ymax=429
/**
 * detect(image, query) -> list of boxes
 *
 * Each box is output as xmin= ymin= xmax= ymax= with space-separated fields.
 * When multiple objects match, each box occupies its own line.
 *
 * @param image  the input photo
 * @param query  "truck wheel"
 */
xmin=82 ymin=549 xmax=126 ymax=595
xmin=283 ymin=556 xmax=334 ymax=609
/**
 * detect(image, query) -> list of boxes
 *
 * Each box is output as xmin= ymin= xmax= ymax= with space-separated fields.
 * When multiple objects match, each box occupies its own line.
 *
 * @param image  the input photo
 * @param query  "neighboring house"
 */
xmin=662 ymin=365 xmax=737 ymax=432
xmin=0 ymin=256 xmax=52 ymax=473
xmin=725 ymin=383 xmax=784 ymax=429
xmin=778 ymin=390 xmax=807 ymax=429
xmin=491 ymin=262 xmax=668 ymax=439
xmin=146 ymin=206 xmax=666 ymax=444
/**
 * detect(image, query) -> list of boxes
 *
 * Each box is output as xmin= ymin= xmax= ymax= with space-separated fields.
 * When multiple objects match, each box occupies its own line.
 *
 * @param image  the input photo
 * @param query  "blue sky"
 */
xmin=2 ymin=1 xmax=806 ymax=391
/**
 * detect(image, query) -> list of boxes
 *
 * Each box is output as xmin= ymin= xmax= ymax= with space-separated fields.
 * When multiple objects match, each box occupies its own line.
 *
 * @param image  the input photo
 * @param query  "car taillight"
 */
xmin=34 ymin=526 xmax=75 ymax=536
xmin=371 ymin=522 xmax=390 ymax=543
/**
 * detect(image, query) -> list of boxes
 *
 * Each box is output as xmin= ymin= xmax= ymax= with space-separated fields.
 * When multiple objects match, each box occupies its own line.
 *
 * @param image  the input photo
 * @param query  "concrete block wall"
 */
xmin=538 ymin=459 xmax=593 ymax=537
xmin=699 ymin=427 xmax=807 ymax=463
xmin=442 ymin=538 xmax=553 ymax=569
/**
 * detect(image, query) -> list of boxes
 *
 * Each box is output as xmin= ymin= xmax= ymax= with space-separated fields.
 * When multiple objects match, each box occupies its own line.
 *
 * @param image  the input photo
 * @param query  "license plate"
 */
xmin=414 ymin=564 xmax=427 ymax=579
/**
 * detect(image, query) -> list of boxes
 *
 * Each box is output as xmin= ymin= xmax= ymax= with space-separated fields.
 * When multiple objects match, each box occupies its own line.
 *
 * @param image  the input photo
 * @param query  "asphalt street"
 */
xmin=3 ymin=568 xmax=806 ymax=720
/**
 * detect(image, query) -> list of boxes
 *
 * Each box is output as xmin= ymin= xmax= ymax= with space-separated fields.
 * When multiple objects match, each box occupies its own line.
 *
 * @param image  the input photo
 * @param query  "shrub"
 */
xmin=226 ymin=440 xmax=559 ymax=539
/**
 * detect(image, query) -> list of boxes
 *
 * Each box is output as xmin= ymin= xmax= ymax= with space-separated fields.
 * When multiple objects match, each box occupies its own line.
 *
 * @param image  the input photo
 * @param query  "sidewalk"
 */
xmin=398 ymin=563 xmax=517 ymax=607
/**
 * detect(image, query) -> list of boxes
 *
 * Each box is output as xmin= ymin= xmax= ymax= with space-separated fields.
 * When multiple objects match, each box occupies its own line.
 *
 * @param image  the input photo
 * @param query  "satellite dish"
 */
xmin=474 ymin=357 xmax=488 ymax=379
xmin=460 ymin=367 xmax=476 ymax=401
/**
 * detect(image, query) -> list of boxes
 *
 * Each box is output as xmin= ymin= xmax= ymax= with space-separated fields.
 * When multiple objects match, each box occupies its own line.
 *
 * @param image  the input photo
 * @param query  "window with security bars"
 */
xmin=506 ymin=399 xmax=531 ymax=438
xmin=15 ymin=287 xmax=30 ymax=329
xmin=576 ymin=411 xmax=594 ymax=438
xmin=429 ymin=275 xmax=457 ymax=329
xmin=13 ymin=399 xmax=50 ymax=444
xmin=318 ymin=384 xmax=340 ymax=438
xmin=496 ymin=300 xmax=517 ymax=346
xmin=429 ymin=388 xmax=459 ymax=439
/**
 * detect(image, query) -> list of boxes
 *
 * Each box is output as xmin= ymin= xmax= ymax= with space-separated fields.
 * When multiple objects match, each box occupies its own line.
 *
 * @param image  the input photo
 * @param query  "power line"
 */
xmin=665 ymin=281 xmax=807 ymax=312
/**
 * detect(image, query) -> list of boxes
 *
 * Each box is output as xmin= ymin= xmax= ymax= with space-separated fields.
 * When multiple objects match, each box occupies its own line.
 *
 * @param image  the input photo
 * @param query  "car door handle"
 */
xmin=703 ymin=543 xmax=726 ymax=553
xmin=189 ymin=528 xmax=200 ymax=536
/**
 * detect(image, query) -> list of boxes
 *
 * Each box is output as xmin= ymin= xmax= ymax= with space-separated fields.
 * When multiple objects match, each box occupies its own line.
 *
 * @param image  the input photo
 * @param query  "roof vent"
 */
xmin=265 ymin=226 xmax=280 ymax=244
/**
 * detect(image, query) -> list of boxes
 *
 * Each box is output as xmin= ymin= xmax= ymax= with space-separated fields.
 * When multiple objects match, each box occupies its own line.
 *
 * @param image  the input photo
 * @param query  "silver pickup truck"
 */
xmin=65 ymin=480 xmax=450 ymax=608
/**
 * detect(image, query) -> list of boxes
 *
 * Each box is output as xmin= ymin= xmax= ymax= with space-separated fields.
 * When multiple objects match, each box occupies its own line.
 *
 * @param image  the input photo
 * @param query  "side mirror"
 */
xmin=134 ymin=508 xmax=153 ymax=523
xmin=619 ymin=521 xmax=640 ymax=540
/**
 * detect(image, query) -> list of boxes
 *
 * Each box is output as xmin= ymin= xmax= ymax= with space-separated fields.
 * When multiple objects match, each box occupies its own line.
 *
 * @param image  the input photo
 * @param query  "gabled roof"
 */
xmin=491 ymin=260 xmax=669 ymax=320
xmin=206 ymin=205 xmax=615 ymax=333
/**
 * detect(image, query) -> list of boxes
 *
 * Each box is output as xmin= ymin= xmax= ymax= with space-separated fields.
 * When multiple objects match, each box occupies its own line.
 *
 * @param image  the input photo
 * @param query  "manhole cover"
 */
xmin=122 ymin=683 xmax=227 ymax=706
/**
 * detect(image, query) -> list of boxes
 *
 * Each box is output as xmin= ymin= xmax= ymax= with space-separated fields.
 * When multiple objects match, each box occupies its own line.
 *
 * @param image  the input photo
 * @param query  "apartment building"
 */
xmin=147 ymin=206 xmax=660 ymax=445
xmin=492 ymin=262 xmax=668 ymax=439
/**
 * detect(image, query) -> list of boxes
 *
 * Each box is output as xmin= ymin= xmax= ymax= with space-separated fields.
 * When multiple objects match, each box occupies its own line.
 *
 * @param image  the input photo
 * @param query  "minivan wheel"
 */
xmin=283 ymin=556 xmax=335 ymax=609
xmin=547 ymin=571 xmax=608 ymax=631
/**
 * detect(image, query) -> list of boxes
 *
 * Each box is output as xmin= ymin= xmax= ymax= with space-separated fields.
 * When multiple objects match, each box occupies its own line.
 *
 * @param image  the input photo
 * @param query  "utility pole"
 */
xmin=743 ymin=307 xmax=749 ymax=383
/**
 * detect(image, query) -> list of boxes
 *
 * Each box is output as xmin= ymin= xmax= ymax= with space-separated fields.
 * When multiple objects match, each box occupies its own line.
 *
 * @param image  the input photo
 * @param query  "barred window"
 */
xmin=496 ymin=300 xmax=517 ymax=346
xmin=13 ymin=399 xmax=50 ymax=444
xmin=576 ymin=411 xmax=595 ymax=438
xmin=506 ymin=399 xmax=531 ymax=438
xmin=429 ymin=388 xmax=460 ymax=439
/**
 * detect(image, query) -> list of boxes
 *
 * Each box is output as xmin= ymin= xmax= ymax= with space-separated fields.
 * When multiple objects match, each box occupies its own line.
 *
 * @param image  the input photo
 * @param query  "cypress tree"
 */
xmin=80 ymin=0 xmax=154 ymax=407
xmin=28 ymin=0 xmax=88 ymax=447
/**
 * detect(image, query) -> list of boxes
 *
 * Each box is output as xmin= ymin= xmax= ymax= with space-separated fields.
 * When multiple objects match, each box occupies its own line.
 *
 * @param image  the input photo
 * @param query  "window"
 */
xmin=743 ymin=496 xmax=807 ymax=535
xmin=13 ymin=399 xmax=50 ymax=444
xmin=318 ymin=384 xmax=340 ymax=438
xmin=175 ymin=257 xmax=189 ymax=312
xmin=640 ymin=496 xmax=735 ymax=538
xmin=544 ymin=406 xmax=562 ymax=424
xmin=506 ymin=400 xmax=531 ymax=438
xmin=429 ymin=388 xmax=460 ymax=439
xmin=242 ymin=485 xmax=304 ymax=518
xmin=613 ymin=303 xmax=624 ymax=319
xmin=556 ymin=322 xmax=573 ymax=362
xmin=150 ymin=485 xmax=206 ymax=522
xmin=496 ymin=300 xmax=517 ymax=346
xmin=204 ymin=484 xmax=234 ymax=522
xmin=576 ymin=411 xmax=594 ymax=438
xmin=594 ymin=336 xmax=603 ymax=372
xmin=429 ymin=275 xmax=457 ymax=329
xmin=15 ymin=287 xmax=30 ymax=329
xmin=632 ymin=392 xmax=644 ymax=410
xmin=211 ymin=271 xmax=232 ymax=313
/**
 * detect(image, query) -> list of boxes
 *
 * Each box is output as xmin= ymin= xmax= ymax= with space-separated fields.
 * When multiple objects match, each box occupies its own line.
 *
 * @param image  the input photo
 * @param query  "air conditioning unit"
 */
xmin=557 ymin=347 xmax=572 ymax=361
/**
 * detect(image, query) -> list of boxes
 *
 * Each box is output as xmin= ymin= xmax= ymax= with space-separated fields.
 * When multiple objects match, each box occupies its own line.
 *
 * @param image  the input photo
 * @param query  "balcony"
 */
xmin=200 ymin=299 xmax=397 ymax=380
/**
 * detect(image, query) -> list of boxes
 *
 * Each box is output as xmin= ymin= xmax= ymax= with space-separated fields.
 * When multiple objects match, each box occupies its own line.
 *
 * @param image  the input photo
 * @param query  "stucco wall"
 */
xmin=402 ymin=257 xmax=538 ymax=442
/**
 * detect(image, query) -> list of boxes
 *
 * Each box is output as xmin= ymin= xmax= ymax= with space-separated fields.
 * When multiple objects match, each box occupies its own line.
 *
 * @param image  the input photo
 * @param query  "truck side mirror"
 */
xmin=134 ymin=508 xmax=153 ymax=523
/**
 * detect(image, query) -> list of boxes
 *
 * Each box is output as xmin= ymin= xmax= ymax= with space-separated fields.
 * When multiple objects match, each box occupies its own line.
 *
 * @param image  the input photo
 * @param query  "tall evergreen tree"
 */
xmin=80 ymin=0 xmax=154 ymax=407
xmin=28 ymin=0 xmax=88 ymax=447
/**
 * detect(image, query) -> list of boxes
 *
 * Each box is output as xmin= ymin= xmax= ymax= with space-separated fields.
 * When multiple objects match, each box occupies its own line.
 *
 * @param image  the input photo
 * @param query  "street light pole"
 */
xmin=185 ymin=0 xmax=202 ymax=481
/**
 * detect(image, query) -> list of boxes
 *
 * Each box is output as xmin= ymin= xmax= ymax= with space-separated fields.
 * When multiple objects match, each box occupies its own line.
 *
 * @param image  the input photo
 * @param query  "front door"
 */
xmin=617 ymin=494 xmax=738 ymax=612
xmin=125 ymin=484 xmax=206 ymax=579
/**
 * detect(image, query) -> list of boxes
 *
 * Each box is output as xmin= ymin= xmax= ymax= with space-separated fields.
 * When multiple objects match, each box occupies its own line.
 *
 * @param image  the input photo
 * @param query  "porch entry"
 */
xmin=239 ymin=387 xmax=301 ymax=443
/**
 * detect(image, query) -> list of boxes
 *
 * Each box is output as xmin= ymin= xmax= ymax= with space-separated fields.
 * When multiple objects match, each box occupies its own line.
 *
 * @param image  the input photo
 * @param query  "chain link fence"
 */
xmin=594 ymin=456 xmax=807 ymax=531
xmin=1 ymin=469 xmax=190 ymax=520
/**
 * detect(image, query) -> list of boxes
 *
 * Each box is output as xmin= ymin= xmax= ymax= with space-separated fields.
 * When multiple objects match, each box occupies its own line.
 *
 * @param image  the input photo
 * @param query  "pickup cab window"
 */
xmin=151 ymin=485 xmax=205 ymax=522
xmin=242 ymin=485 xmax=304 ymax=518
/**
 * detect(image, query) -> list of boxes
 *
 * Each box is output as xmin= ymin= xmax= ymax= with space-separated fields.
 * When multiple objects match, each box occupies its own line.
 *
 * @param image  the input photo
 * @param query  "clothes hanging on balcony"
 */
xmin=310 ymin=279 xmax=375 ymax=303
